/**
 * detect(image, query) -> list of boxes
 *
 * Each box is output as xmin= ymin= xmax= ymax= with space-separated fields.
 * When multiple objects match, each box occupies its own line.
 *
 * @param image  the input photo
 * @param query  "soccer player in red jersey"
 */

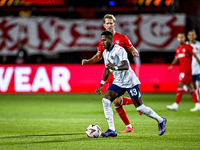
xmin=167 ymin=32 xmax=200 ymax=111
xmin=82 ymin=14 xmax=140 ymax=133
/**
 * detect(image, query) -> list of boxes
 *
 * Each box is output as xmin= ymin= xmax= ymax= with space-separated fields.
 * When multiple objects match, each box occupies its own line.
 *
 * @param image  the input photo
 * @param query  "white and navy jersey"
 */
xmin=103 ymin=44 xmax=140 ymax=88
xmin=186 ymin=41 xmax=200 ymax=75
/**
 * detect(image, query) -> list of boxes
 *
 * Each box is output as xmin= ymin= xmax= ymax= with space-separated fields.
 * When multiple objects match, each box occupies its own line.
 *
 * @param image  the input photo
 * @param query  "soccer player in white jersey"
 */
xmin=186 ymin=30 xmax=200 ymax=111
xmin=95 ymin=31 xmax=167 ymax=137
xmin=82 ymin=14 xmax=141 ymax=133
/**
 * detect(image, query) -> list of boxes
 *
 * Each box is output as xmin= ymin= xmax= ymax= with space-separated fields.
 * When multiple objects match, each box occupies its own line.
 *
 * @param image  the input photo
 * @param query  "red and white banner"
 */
xmin=0 ymin=14 xmax=185 ymax=55
xmin=0 ymin=64 xmax=179 ymax=93
xmin=116 ymin=14 xmax=185 ymax=51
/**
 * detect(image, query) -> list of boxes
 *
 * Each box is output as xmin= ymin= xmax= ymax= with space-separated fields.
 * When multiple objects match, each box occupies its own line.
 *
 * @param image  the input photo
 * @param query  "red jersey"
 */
xmin=97 ymin=32 xmax=133 ymax=52
xmin=175 ymin=44 xmax=195 ymax=74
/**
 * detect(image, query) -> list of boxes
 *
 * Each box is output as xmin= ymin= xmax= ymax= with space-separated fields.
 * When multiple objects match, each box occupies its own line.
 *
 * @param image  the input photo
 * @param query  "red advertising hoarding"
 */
xmin=0 ymin=64 xmax=179 ymax=93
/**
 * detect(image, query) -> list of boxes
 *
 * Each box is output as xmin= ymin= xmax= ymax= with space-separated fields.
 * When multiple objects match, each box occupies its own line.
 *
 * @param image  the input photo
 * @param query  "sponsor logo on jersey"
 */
xmin=115 ymin=40 xmax=120 ymax=45
xmin=177 ymin=53 xmax=185 ymax=58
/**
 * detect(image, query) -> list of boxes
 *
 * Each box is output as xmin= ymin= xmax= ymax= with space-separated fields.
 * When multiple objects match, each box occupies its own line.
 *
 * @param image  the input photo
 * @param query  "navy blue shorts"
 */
xmin=107 ymin=84 xmax=142 ymax=100
xmin=192 ymin=74 xmax=200 ymax=82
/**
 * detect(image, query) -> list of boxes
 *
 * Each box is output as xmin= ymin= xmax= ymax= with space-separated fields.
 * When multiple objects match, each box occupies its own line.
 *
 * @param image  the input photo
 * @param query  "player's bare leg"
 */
xmin=132 ymin=97 xmax=167 ymax=136
xmin=187 ymin=83 xmax=200 ymax=111
xmin=167 ymin=82 xmax=184 ymax=111
xmin=192 ymin=81 xmax=197 ymax=90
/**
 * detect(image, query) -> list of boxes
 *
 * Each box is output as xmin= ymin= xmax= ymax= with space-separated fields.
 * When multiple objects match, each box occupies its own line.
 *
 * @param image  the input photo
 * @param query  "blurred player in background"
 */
xmin=186 ymin=30 xmax=200 ymax=102
xmin=82 ymin=14 xmax=140 ymax=133
xmin=167 ymin=32 xmax=200 ymax=112
xmin=96 ymin=31 xmax=166 ymax=137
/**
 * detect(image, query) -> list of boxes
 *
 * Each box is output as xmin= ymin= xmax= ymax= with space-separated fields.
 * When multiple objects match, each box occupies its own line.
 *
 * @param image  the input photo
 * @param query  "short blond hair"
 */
xmin=103 ymin=14 xmax=116 ymax=23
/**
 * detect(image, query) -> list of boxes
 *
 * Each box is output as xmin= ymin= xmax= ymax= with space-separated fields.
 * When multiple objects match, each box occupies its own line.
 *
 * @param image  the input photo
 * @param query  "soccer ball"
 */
xmin=86 ymin=124 xmax=101 ymax=138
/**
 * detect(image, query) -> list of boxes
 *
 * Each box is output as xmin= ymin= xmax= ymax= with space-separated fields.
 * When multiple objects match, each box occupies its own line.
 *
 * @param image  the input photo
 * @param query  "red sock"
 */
xmin=175 ymin=90 xmax=183 ymax=104
xmin=122 ymin=97 xmax=133 ymax=105
xmin=190 ymin=91 xmax=199 ymax=103
xmin=115 ymin=105 xmax=130 ymax=126
xmin=122 ymin=97 xmax=142 ymax=115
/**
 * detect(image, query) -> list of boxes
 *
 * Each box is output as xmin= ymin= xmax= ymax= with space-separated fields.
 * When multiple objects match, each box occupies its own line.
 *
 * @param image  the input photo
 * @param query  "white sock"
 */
xmin=196 ymin=90 xmax=199 ymax=101
xmin=195 ymin=102 xmax=200 ymax=107
xmin=102 ymin=98 xmax=115 ymax=131
xmin=126 ymin=124 xmax=133 ymax=129
xmin=173 ymin=102 xmax=179 ymax=107
xmin=136 ymin=104 xmax=163 ymax=123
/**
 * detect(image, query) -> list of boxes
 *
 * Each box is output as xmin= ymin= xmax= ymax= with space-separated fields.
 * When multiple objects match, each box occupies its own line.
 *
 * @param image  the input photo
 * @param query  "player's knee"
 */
xmin=177 ymin=82 xmax=184 ymax=88
xmin=188 ymin=89 xmax=195 ymax=93
xmin=104 ymin=93 xmax=115 ymax=102
xmin=113 ymin=97 xmax=122 ymax=106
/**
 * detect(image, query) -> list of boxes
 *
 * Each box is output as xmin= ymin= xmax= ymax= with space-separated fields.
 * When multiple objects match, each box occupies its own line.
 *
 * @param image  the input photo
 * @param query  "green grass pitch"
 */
xmin=0 ymin=93 xmax=200 ymax=150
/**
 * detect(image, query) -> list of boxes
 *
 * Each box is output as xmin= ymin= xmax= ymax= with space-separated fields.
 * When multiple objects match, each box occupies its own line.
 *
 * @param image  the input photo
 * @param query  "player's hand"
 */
xmin=82 ymin=59 xmax=88 ymax=65
xmin=106 ymin=60 xmax=114 ymax=70
xmin=95 ymin=85 xmax=103 ymax=95
xmin=168 ymin=65 xmax=172 ymax=71
xmin=132 ymin=51 xmax=139 ymax=57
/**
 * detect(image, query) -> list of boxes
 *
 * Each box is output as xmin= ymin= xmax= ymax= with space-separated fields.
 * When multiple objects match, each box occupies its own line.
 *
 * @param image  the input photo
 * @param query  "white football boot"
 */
xmin=190 ymin=103 xmax=200 ymax=112
xmin=166 ymin=103 xmax=178 ymax=111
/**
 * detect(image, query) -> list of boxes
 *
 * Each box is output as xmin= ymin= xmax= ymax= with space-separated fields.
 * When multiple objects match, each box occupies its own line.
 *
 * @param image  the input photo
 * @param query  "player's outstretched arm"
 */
xmin=168 ymin=57 xmax=178 ymax=71
xmin=82 ymin=52 xmax=103 ymax=65
xmin=95 ymin=68 xmax=110 ymax=95
xmin=194 ymin=54 xmax=200 ymax=65
xmin=128 ymin=47 xmax=139 ymax=57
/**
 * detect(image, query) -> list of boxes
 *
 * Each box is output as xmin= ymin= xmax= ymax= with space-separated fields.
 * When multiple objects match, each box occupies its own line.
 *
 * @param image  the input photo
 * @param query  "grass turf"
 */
xmin=0 ymin=93 xmax=200 ymax=150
